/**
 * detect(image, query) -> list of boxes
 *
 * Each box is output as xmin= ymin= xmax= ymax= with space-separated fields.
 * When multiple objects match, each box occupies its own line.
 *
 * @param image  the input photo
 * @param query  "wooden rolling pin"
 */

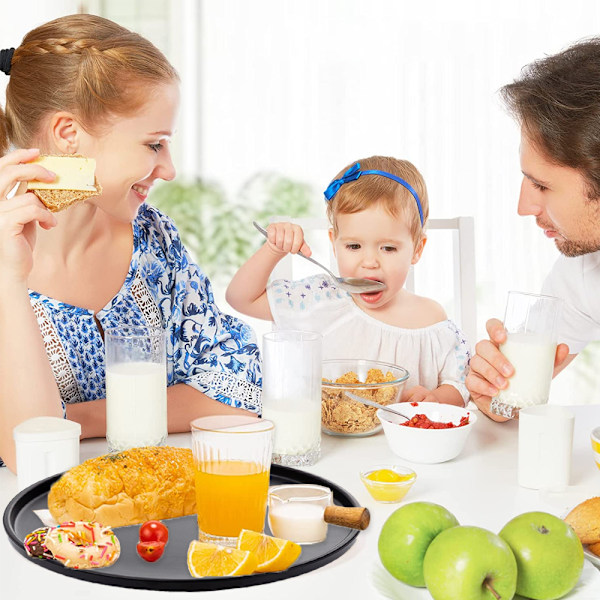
xmin=323 ymin=505 xmax=370 ymax=530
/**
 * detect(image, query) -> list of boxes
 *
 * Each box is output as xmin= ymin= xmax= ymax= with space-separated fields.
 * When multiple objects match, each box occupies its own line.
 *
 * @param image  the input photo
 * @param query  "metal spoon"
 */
xmin=253 ymin=221 xmax=387 ymax=294
xmin=345 ymin=391 xmax=410 ymax=421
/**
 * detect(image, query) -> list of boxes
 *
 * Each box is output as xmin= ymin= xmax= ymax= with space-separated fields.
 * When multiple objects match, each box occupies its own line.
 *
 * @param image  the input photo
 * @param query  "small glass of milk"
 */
xmin=268 ymin=484 xmax=333 ymax=544
xmin=261 ymin=330 xmax=322 ymax=466
xmin=105 ymin=326 xmax=167 ymax=452
xmin=490 ymin=291 xmax=563 ymax=419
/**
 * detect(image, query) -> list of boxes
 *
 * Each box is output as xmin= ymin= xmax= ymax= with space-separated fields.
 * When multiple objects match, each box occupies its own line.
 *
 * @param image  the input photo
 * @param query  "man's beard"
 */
xmin=536 ymin=216 xmax=600 ymax=257
xmin=555 ymin=236 xmax=600 ymax=257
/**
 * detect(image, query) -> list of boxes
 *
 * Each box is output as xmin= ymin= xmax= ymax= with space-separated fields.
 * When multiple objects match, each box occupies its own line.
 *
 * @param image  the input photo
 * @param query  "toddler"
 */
xmin=227 ymin=156 xmax=470 ymax=405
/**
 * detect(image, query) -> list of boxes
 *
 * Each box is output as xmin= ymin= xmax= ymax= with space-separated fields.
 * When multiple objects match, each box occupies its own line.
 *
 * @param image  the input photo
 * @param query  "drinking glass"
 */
xmin=261 ymin=330 xmax=322 ymax=466
xmin=490 ymin=292 xmax=563 ymax=419
xmin=191 ymin=415 xmax=274 ymax=546
xmin=105 ymin=326 xmax=167 ymax=452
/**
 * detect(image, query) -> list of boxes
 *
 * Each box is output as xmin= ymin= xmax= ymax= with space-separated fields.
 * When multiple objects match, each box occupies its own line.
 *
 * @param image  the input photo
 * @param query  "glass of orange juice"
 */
xmin=190 ymin=415 xmax=274 ymax=546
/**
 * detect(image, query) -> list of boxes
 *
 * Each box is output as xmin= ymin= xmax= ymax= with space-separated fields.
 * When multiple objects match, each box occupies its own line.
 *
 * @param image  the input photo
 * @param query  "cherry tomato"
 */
xmin=139 ymin=520 xmax=169 ymax=544
xmin=136 ymin=540 xmax=166 ymax=562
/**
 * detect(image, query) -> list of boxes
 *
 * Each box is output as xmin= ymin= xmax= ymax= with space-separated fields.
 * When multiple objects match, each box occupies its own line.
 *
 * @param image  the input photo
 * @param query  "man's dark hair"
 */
xmin=501 ymin=37 xmax=600 ymax=199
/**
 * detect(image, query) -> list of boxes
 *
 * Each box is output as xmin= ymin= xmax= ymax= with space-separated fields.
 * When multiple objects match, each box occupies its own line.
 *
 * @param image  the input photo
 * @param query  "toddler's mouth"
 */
xmin=358 ymin=280 xmax=385 ymax=303
xmin=359 ymin=290 xmax=384 ymax=303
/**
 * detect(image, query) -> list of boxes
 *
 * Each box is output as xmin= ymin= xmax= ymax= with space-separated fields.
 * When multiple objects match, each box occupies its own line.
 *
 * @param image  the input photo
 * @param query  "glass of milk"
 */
xmin=105 ymin=326 xmax=167 ymax=452
xmin=490 ymin=292 xmax=563 ymax=419
xmin=261 ymin=330 xmax=322 ymax=466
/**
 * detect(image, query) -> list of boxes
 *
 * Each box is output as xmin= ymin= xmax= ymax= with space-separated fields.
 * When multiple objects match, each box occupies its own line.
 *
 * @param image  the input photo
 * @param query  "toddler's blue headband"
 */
xmin=323 ymin=162 xmax=424 ymax=227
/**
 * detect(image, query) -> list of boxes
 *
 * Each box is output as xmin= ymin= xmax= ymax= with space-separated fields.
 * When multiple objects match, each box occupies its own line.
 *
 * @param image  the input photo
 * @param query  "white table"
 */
xmin=2 ymin=405 xmax=600 ymax=599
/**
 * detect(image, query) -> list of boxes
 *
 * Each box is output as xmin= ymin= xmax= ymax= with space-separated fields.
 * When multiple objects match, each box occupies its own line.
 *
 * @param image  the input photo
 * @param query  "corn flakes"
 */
xmin=321 ymin=368 xmax=401 ymax=435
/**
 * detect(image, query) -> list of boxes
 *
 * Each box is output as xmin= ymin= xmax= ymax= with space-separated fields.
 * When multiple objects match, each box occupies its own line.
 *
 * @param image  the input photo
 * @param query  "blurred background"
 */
xmin=2 ymin=0 xmax=599 ymax=403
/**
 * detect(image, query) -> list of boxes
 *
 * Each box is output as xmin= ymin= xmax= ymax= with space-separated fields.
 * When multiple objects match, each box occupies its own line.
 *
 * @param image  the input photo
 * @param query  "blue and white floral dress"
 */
xmin=268 ymin=274 xmax=470 ymax=405
xmin=0 ymin=204 xmax=261 ymax=467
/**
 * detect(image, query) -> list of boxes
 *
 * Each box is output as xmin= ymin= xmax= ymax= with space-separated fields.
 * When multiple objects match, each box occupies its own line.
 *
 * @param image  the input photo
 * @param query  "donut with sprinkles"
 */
xmin=43 ymin=521 xmax=120 ymax=569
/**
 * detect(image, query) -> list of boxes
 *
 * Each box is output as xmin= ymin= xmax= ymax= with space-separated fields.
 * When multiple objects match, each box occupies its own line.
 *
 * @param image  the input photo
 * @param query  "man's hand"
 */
xmin=466 ymin=318 xmax=571 ymax=422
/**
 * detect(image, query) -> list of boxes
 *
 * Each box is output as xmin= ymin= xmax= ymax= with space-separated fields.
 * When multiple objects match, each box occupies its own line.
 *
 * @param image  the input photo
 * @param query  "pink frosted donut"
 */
xmin=44 ymin=521 xmax=120 ymax=569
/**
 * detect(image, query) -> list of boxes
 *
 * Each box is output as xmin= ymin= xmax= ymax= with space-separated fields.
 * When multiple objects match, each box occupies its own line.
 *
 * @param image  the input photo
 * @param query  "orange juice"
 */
xmin=194 ymin=460 xmax=270 ymax=537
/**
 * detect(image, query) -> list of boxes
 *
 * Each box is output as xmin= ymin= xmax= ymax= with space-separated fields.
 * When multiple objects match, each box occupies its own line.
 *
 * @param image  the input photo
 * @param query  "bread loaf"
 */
xmin=588 ymin=541 xmax=600 ymax=557
xmin=564 ymin=496 xmax=600 ymax=545
xmin=48 ymin=446 xmax=196 ymax=528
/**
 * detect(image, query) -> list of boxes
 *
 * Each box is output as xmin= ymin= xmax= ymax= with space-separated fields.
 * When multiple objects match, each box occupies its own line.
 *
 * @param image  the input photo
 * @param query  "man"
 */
xmin=466 ymin=38 xmax=600 ymax=420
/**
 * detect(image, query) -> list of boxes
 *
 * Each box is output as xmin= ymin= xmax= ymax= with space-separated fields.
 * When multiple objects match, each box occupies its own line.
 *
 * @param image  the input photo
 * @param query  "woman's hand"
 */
xmin=0 ymin=148 xmax=56 ymax=285
xmin=264 ymin=222 xmax=312 ymax=257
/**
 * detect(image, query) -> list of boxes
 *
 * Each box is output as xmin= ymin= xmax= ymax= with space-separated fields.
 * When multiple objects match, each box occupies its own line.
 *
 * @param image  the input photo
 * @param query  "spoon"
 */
xmin=345 ymin=391 xmax=410 ymax=421
xmin=252 ymin=221 xmax=387 ymax=294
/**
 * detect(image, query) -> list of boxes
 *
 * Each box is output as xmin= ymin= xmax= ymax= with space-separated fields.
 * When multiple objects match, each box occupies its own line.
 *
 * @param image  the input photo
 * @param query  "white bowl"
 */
xmin=377 ymin=402 xmax=477 ymax=464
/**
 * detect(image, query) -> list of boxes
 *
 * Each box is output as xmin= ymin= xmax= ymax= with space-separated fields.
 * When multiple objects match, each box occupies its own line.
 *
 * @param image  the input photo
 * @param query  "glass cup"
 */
xmin=490 ymin=292 xmax=563 ymax=419
xmin=105 ymin=326 xmax=167 ymax=452
xmin=260 ymin=330 xmax=322 ymax=466
xmin=191 ymin=415 xmax=274 ymax=546
xmin=268 ymin=484 xmax=333 ymax=544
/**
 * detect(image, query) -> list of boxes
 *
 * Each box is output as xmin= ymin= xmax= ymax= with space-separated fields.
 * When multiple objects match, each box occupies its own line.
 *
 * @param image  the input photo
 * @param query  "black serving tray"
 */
xmin=3 ymin=464 xmax=360 ymax=591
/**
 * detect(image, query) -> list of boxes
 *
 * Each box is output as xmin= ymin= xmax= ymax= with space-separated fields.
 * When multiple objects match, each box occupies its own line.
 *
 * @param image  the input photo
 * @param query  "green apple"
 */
xmin=378 ymin=501 xmax=459 ymax=587
xmin=499 ymin=511 xmax=584 ymax=600
xmin=423 ymin=525 xmax=517 ymax=600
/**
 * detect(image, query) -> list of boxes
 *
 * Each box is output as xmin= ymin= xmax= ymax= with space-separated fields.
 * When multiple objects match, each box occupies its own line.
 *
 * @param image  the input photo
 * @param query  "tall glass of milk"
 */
xmin=261 ymin=330 xmax=322 ymax=466
xmin=105 ymin=326 xmax=167 ymax=452
xmin=490 ymin=292 xmax=563 ymax=419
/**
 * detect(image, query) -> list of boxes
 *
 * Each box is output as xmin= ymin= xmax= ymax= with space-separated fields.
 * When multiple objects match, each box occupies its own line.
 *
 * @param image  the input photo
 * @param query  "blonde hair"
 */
xmin=325 ymin=156 xmax=429 ymax=246
xmin=0 ymin=14 xmax=179 ymax=156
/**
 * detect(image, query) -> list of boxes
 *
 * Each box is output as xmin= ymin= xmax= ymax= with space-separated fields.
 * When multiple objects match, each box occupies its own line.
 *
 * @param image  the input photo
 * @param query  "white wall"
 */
xmin=0 ymin=1 xmax=79 ymax=99
xmin=198 ymin=0 xmax=600 ymax=321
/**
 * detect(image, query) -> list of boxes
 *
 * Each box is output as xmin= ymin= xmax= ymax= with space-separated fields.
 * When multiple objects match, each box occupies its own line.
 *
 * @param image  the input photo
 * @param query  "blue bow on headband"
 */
xmin=323 ymin=162 xmax=362 ymax=201
xmin=323 ymin=162 xmax=424 ymax=227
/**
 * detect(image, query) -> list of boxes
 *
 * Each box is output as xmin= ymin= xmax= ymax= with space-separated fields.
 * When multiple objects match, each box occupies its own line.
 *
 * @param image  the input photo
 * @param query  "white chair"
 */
xmin=268 ymin=215 xmax=477 ymax=346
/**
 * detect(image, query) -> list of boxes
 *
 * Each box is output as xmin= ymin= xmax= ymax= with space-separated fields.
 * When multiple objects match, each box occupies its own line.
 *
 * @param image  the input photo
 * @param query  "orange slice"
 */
xmin=187 ymin=540 xmax=258 ymax=578
xmin=237 ymin=529 xmax=302 ymax=573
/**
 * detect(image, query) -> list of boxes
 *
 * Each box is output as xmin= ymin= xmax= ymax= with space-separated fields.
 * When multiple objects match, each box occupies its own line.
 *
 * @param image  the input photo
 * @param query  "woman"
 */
xmin=0 ymin=14 xmax=261 ymax=472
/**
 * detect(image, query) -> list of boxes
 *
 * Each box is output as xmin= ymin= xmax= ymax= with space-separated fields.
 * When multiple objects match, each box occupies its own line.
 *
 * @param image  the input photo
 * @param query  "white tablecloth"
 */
xmin=2 ymin=405 xmax=600 ymax=599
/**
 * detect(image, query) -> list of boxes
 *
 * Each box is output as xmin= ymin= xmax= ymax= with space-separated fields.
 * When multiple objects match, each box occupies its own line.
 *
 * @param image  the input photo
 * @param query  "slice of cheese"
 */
xmin=27 ymin=155 xmax=97 ymax=191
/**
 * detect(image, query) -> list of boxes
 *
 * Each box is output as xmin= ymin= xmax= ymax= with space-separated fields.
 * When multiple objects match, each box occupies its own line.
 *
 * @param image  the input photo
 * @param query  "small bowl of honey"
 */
xmin=360 ymin=465 xmax=416 ymax=503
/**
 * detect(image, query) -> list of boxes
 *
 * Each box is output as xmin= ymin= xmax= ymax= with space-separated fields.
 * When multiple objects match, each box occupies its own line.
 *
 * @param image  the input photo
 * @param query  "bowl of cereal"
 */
xmin=321 ymin=359 xmax=409 ymax=437
xmin=377 ymin=402 xmax=477 ymax=463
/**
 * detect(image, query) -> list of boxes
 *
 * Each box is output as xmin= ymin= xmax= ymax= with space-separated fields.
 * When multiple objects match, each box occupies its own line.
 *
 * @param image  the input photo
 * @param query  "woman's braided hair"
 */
xmin=0 ymin=14 xmax=178 ymax=156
